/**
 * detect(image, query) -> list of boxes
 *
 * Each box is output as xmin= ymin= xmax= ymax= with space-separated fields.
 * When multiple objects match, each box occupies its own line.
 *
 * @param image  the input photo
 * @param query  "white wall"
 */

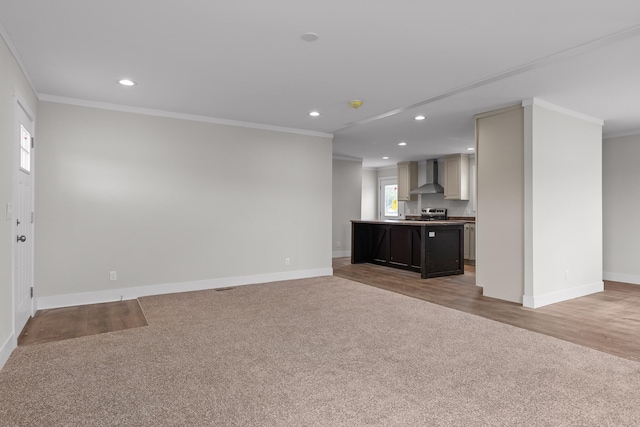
xmin=376 ymin=166 xmax=397 ymax=179
xmin=361 ymin=168 xmax=377 ymax=221
xmin=476 ymin=105 xmax=525 ymax=303
xmin=524 ymin=102 xmax=603 ymax=307
xmin=332 ymin=158 xmax=362 ymax=257
xmin=476 ymin=101 xmax=603 ymax=308
xmin=34 ymin=102 xmax=333 ymax=305
xmin=0 ymin=35 xmax=38 ymax=368
xmin=603 ymin=133 xmax=640 ymax=284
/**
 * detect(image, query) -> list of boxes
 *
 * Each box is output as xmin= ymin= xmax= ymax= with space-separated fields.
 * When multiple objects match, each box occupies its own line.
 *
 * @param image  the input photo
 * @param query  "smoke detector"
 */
xmin=301 ymin=32 xmax=319 ymax=42
xmin=349 ymin=100 xmax=363 ymax=109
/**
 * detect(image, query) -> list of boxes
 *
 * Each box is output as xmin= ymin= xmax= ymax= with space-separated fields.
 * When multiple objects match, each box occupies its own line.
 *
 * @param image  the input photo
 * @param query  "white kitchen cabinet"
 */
xmin=464 ymin=222 xmax=476 ymax=262
xmin=397 ymin=161 xmax=418 ymax=201
xmin=464 ymin=224 xmax=470 ymax=259
xmin=468 ymin=223 xmax=476 ymax=261
xmin=444 ymin=154 xmax=470 ymax=200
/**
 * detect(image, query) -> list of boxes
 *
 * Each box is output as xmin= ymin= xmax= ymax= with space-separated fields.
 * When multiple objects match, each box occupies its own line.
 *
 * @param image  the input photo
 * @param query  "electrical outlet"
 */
xmin=336 ymin=241 xmax=341 ymax=248
xmin=285 ymin=258 xmax=290 ymax=266
xmin=110 ymin=271 xmax=117 ymax=281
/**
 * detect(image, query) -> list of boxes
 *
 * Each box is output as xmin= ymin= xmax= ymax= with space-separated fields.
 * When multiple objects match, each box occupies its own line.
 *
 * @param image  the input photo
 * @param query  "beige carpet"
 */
xmin=2 ymin=276 xmax=640 ymax=426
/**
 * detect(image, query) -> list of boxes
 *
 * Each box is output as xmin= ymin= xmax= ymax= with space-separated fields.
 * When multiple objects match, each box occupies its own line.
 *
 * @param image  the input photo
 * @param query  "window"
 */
xmin=20 ymin=124 xmax=31 ymax=172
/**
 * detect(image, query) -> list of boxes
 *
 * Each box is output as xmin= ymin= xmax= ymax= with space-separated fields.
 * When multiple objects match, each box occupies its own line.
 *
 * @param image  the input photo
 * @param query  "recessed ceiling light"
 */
xmin=415 ymin=115 xmax=426 ymax=121
xmin=118 ymin=79 xmax=136 ymax=86
xmin=398 ymin=142 xmax=407 ymax=146
xmin=309 ymin=111 xmax=320 ymax=117
xmin=382 ymin=156 xmax=389 ymax=160
xmin=301 ymin=32 xmax=319 ymax=42
xmin=467 ymin=147 xmax=475 ymax=151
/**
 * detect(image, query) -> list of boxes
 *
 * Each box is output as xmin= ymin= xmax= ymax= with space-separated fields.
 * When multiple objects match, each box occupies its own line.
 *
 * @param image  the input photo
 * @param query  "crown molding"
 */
xmin=522 ymin=98 xmax=604 ymax=126
xmin=333 ymin=154 xmax=363 ymax=162
xmin=603 ymin=128 xmax=640 ymax=140
xmin=39 ymin=94 xmax=334 ymax=139
xmin=0 ymin=21 xmax=38 ymax=95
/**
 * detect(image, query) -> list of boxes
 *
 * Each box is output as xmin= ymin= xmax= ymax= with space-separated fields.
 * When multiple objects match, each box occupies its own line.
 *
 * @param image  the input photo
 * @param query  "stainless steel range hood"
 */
xmin=409 ymin=159 xmax=444 ymax=194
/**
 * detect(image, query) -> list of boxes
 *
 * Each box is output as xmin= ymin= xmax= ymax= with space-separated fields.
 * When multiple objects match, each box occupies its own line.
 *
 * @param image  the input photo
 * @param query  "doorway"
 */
xmin=379 ymin=177 xmax=404 ymax=220
xmin=13 ymin=97 xmax=35 ymax=338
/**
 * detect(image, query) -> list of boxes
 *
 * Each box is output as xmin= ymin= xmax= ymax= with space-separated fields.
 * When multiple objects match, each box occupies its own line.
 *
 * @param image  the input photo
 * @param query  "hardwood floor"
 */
xmin=18 ymin=300 xmax=147 ymax=346
xmin=334 ymin=257 xmax=640 ymax=362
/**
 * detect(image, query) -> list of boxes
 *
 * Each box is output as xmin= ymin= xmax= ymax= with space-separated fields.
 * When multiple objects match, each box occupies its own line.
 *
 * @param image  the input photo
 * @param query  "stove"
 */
xmin=421 ymin=207 xmax=447 ymax=221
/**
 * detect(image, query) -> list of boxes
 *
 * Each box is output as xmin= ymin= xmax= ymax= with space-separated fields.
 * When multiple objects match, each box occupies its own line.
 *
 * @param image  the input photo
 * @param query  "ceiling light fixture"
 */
xmin=415 ymin=115 xmax=426 ymax=121
xmin=118 ymin=79 xmax=136 ymax=86
xmin=382 ymin=156 xmax=389 ymax=160
xmin=467 ymin=147 xmax=475 ymax=151
xmin=398 ymin=142 xmax=407 ymax=146
xmin=349 ymin=100 xmax=363 ymax=109
xmin=309 ymin=111 xmax=320 ymax=117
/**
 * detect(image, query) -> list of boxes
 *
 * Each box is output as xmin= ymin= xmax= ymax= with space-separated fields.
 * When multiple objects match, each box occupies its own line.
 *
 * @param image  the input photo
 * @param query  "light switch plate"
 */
xmin=6 ymin=202 xmax=12 ymax=220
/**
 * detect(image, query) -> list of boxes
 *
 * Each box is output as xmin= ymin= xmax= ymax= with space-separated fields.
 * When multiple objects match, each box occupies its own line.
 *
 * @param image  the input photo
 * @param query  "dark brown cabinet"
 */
xmin=424 ymin=226 xmax=462 ymax=275
xmin=370 ymin=225 xmax=389 ymax=264
xmin=352 ymin=220 xmax=464 ymax=278
xmin=389 ymin=225 xmax=421 ymax=270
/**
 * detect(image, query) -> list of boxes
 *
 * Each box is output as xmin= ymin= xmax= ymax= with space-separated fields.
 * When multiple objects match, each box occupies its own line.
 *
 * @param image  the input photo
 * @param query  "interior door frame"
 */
xmin=13 ymin=90 xmax=36 ymax=341
xmin=378 ymin=176 xmax=404 ymax=220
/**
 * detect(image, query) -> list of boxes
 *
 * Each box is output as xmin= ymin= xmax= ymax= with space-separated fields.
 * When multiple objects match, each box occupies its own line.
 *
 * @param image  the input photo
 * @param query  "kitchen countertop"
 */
xmin=404 ymin=215 xmax=475 ymax=223
xmin=448 ymin=216 xmax=475 ymax=223
xmin=351 ymin=219 xmax=467 ymax=226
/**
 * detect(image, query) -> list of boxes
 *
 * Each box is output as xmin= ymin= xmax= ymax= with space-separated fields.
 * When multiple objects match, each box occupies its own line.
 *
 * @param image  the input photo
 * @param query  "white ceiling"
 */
xmin=1 ymin=1 xmax=639 ymax=167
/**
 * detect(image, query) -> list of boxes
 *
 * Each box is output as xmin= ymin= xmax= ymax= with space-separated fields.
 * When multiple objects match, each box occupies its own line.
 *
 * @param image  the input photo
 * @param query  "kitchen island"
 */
xmin=351 ymin=219 xmax=465 ymax=278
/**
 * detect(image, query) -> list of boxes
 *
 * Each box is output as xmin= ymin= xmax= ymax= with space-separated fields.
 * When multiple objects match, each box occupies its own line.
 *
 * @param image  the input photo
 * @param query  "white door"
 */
xmin=14 ymin=101 xmax=34 ymax=336
xmin=379 ymin=177 xmax=403 ymax=220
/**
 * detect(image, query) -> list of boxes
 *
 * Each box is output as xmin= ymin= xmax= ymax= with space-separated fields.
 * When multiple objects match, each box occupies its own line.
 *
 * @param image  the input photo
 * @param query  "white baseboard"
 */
xmin=523 ymin=281 xmax=604 ymax=309
xmin=0 ymin=333 xmax=16 ymax=372
xmin=37 ymin=267 xmax=334 ymax=310
xmin=603 ymin=271 xmax=640 ymax=285
xmin=332 ymin=250 xmax=351 ymax=258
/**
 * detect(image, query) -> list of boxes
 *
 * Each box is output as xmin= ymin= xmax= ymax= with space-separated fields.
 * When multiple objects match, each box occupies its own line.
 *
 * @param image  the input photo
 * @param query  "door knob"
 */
xmin=17 ymin=235 xmax=26 ymax=242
